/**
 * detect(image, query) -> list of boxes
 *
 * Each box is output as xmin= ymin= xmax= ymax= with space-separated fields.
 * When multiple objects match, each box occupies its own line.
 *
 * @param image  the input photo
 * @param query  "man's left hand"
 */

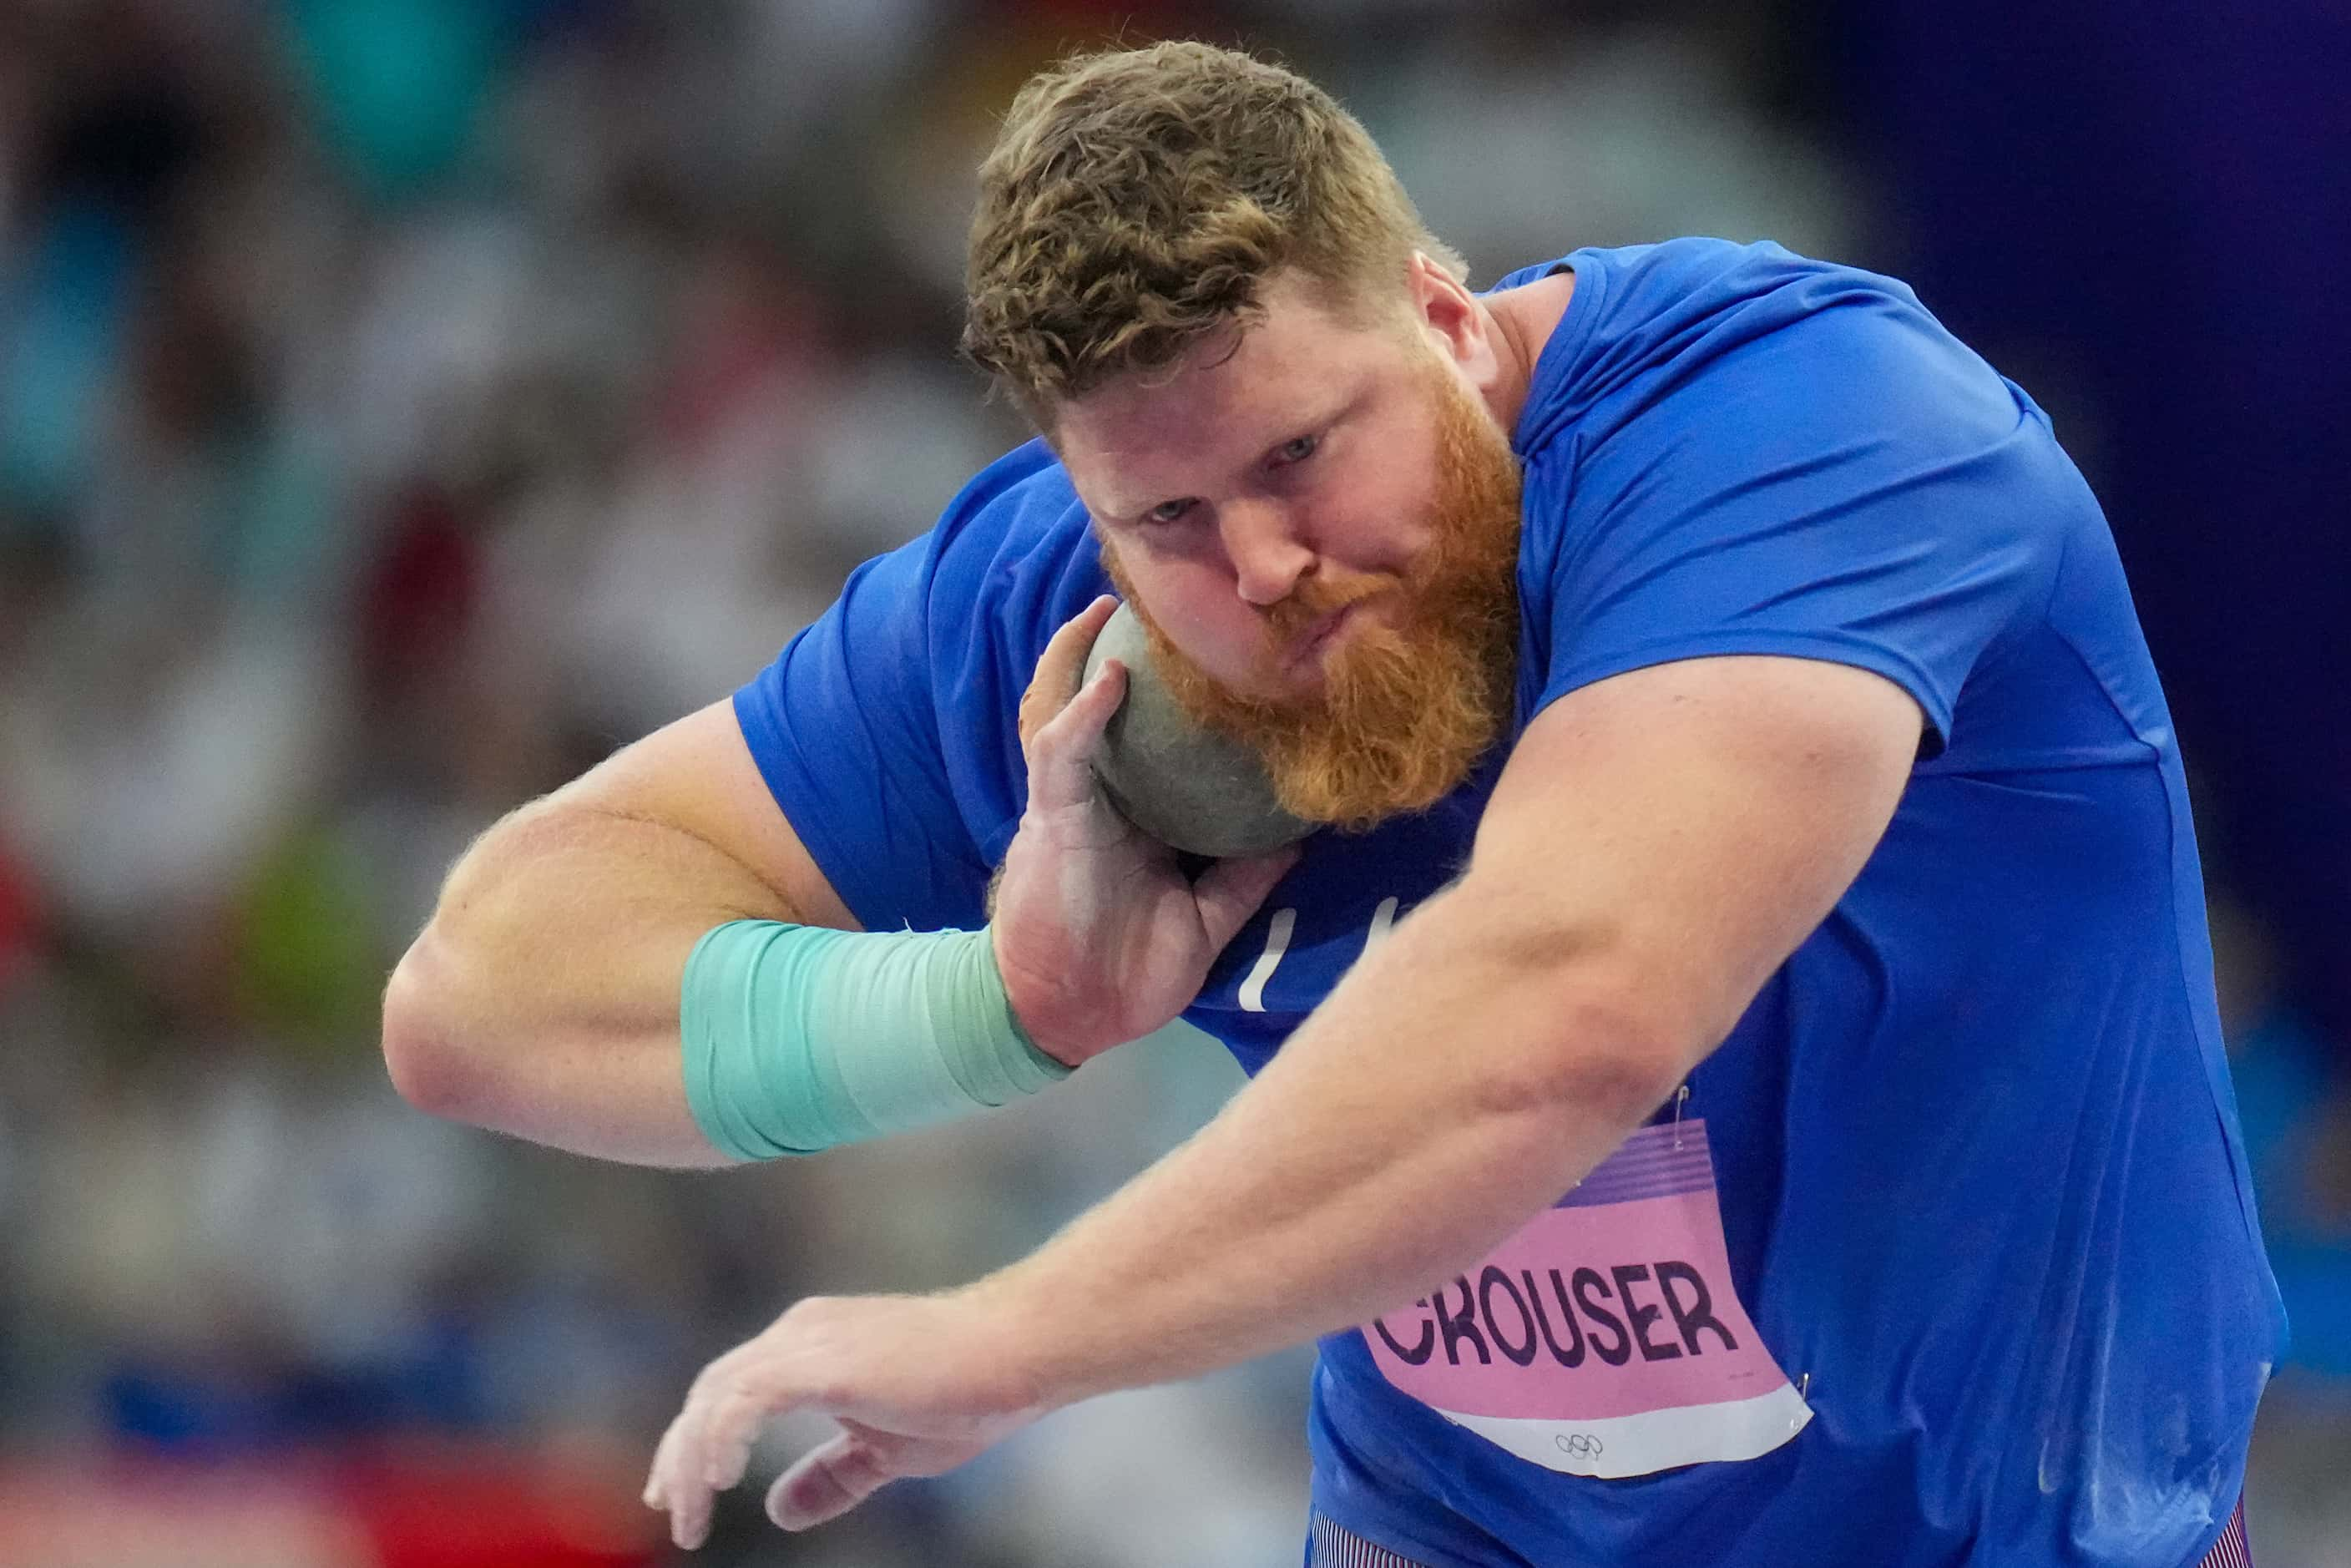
xmin=643 ymin=1291 xmax=1046 ymax=1549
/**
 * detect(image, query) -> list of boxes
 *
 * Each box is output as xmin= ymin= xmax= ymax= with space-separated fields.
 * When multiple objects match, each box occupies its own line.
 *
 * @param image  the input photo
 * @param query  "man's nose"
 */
xmin=1221 ymin=499 xmax=1313 ymax=607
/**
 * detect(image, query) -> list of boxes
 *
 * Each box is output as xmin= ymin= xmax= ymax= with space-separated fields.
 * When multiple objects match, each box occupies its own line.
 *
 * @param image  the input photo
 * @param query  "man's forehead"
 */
xmin=1057 ymin=281 xmax=1393 ymax=507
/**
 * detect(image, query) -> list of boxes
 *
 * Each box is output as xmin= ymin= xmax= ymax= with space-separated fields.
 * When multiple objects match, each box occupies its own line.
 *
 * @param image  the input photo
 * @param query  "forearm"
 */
xmin=981 ymin=880 xmax=1680 ymax=1402
xmin=383 ymin=797 xmax=806 ymax=1166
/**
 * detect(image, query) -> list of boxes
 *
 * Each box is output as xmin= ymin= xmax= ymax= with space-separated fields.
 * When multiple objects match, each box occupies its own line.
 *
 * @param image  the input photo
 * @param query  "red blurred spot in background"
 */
xmin=359 ymin=483 xmax=481 ymax=707
xmin=0 ymin=832 xmax=40 ymax=990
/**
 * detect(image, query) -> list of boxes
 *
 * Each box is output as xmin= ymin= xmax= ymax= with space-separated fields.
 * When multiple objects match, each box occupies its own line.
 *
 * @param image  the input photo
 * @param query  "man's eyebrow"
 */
xmin=1085 ymin=387 xmax=1363 ymax=521
xmin=1088 ymin=463 xmax=1206 ymax=524
xmin=1277 ymin=386 xmax=1366 ymax=447
xmin=1087 ymin=496 xmax=1162 ymax=528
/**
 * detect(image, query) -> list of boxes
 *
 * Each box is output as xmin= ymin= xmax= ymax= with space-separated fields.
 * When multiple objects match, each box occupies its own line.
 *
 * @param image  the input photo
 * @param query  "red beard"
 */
xmin=1102 ymin=365 xmax=1522 ymax=830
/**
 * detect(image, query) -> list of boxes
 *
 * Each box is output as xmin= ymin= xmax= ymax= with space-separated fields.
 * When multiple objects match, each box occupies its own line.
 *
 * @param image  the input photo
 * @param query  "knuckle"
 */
xmin=712 ymin=1385 xmax=764 ymax=1439
xmin=835 ymin=1449 xmax=886 ymax=1494
xmin=689 ymin=1353 xmax=745 ymax=1400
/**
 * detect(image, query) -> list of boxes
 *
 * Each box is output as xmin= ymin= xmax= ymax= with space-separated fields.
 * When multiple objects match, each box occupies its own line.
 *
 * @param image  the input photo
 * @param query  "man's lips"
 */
xmin=1284 ymin=601 xmax=1364 ymax=670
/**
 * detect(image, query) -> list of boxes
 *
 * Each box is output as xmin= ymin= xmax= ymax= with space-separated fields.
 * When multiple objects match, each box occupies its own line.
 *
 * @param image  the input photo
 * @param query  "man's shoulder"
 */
xmin=1514 ymin=238 xmax=1990 ymax=464
xmin=1570 ymin=240 xmax=1929 ymax=371
xmin=1499 ymin=236 xmax=1843 ymax=317
xmin=928 ymin=438 xmax=1087 ymax=562
xmin=861 ymin=438 xmax=1108 ymax=789
xmin=892 ymin=437 xmax=1104 ymax=641
xmin=1585 ymin=237 xmax=1913 ymax=306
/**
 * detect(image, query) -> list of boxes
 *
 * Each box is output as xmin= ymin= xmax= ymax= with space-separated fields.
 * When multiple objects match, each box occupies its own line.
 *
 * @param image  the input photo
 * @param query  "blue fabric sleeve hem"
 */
xmin=1531 ymin=630 xmax=1954 ymax=751
xmin=729 ymin=685 xmax=876 ymax=931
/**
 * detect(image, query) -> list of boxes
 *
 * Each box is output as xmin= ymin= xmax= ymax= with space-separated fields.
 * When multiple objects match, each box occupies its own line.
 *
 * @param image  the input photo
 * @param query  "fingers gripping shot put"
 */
xmin=382 ymin=39 xmax=2281 ymax=1568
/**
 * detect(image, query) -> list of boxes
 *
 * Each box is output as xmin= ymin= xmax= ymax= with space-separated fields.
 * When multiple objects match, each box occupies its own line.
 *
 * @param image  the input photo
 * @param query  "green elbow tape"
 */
xmin=679 ymin=919 xmax=1073 ymax=1161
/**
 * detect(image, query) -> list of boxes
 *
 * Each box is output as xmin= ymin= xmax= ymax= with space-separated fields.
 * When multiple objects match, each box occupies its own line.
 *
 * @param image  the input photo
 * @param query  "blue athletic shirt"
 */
xmin=733 ymin=240 xmax=2285 ymax=1567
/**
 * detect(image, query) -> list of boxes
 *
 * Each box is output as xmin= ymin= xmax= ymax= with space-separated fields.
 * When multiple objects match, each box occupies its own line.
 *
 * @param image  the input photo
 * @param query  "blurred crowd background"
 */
xmin=0 ymin=1 xmax=2343 ymax=1564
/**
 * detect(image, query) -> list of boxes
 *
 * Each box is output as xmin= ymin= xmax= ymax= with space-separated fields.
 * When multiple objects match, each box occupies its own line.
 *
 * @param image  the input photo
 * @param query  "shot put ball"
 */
xmin=1079 ymin=602 xmax=1316 ymax=858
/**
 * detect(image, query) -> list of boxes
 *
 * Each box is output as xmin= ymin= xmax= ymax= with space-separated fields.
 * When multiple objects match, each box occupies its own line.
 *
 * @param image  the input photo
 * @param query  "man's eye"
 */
xmin=1277 ymin=435 xmax=1319 ymax=463
xmin=1146 ymin=498 xmax=1196 ymax=524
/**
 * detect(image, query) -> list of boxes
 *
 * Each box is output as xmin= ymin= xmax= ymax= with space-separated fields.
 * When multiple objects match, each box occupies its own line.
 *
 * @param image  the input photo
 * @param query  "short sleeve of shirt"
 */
xmin=733 ymin=533 xmax=990 ymax=934
xmin=1517 ymin=248 xmax=2063 ymax=752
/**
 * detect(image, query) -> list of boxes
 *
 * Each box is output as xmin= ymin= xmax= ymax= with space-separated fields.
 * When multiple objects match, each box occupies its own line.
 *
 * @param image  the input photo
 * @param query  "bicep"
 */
xmin=1468 ymin=655 xmax=1920 ymax=1060
xmin=550 ymin=699 xmax=860 ymax=932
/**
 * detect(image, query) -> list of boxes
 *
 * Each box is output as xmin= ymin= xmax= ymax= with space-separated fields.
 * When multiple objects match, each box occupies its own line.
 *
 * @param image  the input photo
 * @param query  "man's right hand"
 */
xmin=992 ymin=595 xmax=1300 ymax=1066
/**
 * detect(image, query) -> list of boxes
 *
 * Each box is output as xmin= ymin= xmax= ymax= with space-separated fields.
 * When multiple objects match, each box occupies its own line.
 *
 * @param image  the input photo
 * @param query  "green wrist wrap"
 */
xmin=679 ymin=920 xmax=1072 ymax=1161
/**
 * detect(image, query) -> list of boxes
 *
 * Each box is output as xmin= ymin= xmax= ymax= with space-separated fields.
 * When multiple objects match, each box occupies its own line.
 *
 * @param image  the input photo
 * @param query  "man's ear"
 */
xmin=1409 ymin=250 xmax=1494 ymax=374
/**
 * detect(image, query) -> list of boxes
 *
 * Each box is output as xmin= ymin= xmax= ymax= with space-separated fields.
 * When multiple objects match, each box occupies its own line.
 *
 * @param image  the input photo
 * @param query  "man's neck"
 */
xmin=1479 ymin=269 xmax=1577 ymax=436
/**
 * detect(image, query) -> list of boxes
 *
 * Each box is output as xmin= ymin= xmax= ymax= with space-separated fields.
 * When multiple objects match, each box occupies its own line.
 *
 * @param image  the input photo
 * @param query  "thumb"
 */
xmin=766 ymin=1430 xmax=897 ymax=1531
xmin=1027 ymin=659 xmax=1129 ymax=815
xmin=1192 ymin=843 xmax=1303 ymax=952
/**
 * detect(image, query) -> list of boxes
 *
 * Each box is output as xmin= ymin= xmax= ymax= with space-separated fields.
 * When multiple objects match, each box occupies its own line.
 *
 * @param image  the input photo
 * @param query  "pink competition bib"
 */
xmin=1361 ymin=1119 xmax=1811 ymax=1479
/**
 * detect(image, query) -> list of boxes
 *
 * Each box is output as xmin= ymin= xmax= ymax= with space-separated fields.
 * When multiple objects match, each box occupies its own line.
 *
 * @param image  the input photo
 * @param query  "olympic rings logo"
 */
xmin=1555 ymin=1433 xmax=1605 ymax=1460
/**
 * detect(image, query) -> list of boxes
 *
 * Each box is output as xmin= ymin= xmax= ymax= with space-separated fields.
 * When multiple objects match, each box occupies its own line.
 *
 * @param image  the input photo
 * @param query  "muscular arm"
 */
xmin=982 ymin=655 xmax=1922 ymax=1398
xmin=640 ymin=654 xmax=1928 ymax=1539
xmin=381 ymin=700 xmax=857 ymax=1167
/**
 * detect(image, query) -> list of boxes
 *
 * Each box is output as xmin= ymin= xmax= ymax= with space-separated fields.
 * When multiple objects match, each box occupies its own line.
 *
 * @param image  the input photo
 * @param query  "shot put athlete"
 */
xmin=380 ymin=42 xmax=2283 ymax=1568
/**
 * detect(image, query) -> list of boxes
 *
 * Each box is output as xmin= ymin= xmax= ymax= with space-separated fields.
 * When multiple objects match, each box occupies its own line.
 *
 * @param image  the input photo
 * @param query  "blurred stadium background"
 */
xmin=0 ymin=1 xmax=2343 ymax=1564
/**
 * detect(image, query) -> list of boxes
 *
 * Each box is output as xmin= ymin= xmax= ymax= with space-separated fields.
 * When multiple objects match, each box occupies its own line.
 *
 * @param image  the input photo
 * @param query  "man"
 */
xmin=381 ymin=41 xmax=2283 ymax=1568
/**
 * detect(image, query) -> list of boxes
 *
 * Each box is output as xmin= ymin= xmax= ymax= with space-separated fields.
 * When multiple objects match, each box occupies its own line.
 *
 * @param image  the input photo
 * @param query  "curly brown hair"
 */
xmin=961 ymin=41 xmax=1465 ymax=425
